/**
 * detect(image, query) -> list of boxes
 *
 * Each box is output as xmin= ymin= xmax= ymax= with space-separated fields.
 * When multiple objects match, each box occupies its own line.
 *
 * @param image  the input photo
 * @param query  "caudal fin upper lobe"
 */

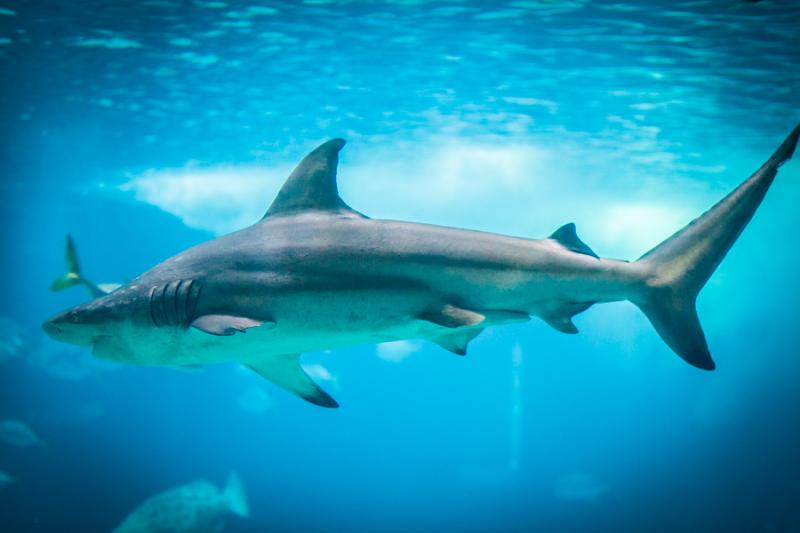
xmin=633 ymin=124 xmax=800 ymax=369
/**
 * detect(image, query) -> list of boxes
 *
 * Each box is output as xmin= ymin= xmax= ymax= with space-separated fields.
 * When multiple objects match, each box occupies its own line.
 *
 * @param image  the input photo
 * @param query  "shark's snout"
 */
xmin=42 ymin=307 xmax=98 ymax=346
xmin=42 ymin=319 xmax=62 ymax=337
xmin=43 ymin=309 xmax=72 ymax=335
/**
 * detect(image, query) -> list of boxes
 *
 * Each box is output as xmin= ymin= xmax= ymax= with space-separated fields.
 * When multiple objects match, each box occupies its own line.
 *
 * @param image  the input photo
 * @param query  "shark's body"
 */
xmin=44 ymin=126 xmax=800 ymax=407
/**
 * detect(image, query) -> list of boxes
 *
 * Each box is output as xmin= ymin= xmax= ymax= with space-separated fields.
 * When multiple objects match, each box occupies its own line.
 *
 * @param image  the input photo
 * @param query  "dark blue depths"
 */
xmin=1 ymin=1 xmax=799 ymax=531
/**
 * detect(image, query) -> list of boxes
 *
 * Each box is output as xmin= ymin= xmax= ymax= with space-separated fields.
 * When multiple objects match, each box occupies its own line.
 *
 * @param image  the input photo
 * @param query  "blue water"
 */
xmin=2 ymin=0 xmax=800 ymax=531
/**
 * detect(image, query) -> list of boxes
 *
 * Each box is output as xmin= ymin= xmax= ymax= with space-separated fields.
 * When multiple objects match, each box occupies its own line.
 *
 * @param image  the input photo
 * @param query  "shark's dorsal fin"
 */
xmin=550 ymin=223 xmax=599 ymax=259
xmin=264 ymin=138 xmax=363 ymax=218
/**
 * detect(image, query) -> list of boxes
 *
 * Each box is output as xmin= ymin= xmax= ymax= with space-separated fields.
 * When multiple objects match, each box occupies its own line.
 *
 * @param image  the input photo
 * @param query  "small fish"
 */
xmin=113 ymin=472 xmax=248 ymax=533
xmin=0 ymin=419 xmax=43 ymax=448
xmin=50 ymin=235 xmax=121 ymax=299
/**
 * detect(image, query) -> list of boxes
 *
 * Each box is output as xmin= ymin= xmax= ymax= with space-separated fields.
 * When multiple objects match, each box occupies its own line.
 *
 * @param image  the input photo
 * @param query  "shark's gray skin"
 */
xmin=43 ymin=125 xmax=800 ymax=408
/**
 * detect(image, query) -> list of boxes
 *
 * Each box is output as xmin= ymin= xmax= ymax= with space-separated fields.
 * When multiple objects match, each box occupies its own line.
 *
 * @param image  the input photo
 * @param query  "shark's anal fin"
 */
xmin=418 ymin=304 xmax=485 ymax=328
xmin=247 ymin=355 xmax=338 ymax=408
xmin=550 ymin=223 xmax=599 ymax=259
xmin=433 ymin=328 xmax=484 ymax=356
xmin=540 ymin=301 xmax=595 ymax=334
xmin=191 ymin=314 xmax=271 ymax=336
xmin=482 ymin=309 xmax=531 ymax=324
xmin=542 ymin=315 xmax=579 ymax=334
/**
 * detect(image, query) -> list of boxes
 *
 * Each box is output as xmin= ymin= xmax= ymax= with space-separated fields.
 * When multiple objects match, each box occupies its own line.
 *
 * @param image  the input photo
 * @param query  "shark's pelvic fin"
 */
xmin=247 ymin=355 xmax=339 ymax=408
xmin=433 ymin=328 xmax=485 ymax=355
xmin=540 ymin=301 xmax=594 ymax=334
xmin=633 ymin=123 xmax=800 ymax=370
xmin=418 ymin=304 xmax=486 ymax=328
xmin=263 ymin=138 xmax=364 ymax=218
xmin=419 ymin=305 xmax=531 ymax=330
xmin=550 ymin=223 xmax=599 ymax=259
xmin=482 ymin=309 xmax=532 ymax=324
xmin=191 ymin=314 xmax=270 ymax=336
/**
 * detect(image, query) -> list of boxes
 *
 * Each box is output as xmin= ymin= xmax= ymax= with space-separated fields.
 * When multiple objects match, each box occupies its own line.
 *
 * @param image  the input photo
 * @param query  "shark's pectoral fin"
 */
xmin=432 ymin=328 xmax=485 ymax=356
xmin=540 ymin=301 xmax=594 ymax=334
xmin=191 ymin=314 xmax=273 ymax=336
xmin=247 ymin=355 xmax=338 ymax=408
xmin=418 ymin=304 xmax=486 ymax=328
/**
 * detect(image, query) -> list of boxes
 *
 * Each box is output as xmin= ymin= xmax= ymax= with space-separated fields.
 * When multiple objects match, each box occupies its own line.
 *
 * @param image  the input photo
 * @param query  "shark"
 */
xmin=43 ymin=124 xmax=799 ymax=408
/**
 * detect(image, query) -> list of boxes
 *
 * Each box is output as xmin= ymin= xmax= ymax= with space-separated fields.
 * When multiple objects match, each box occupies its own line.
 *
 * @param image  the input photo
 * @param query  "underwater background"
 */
xmin=1 ymin=0 xmax=800 ymax=531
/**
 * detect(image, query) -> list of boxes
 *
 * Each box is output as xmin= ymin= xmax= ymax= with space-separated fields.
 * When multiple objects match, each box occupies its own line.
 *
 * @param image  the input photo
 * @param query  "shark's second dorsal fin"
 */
xmin=264 ymin=138 xmax=363 ymax=218
xmin=550 ymin=223 xmax=599 ymax=259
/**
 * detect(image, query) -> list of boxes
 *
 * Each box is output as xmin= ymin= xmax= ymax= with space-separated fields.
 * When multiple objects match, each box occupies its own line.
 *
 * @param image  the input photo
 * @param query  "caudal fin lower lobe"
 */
xmin=633 ymin=124 xmax=800 ymax=370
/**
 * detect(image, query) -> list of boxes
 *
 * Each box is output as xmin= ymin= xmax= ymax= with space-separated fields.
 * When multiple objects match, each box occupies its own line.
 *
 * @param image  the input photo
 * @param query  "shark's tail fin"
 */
xmin=632 ymin=124 xmax=800 ymax=370
xmin=223 ymin=471 xmax=249 ymax=518
xmin=50 ymin=235 xmax=84 ymax=292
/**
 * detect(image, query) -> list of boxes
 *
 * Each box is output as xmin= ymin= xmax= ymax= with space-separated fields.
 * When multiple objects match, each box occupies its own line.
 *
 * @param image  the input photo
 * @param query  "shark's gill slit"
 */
xmin=174 ymin=279 xmax=186 ymax=325
xmin=187 ymin=281 xmax=201 ymax=325
xmin=153 ymin=279 xmax=194 ymax=326
xmin=160 ymin=282 xmax=172 ymax=326
xmin=148 ymin=285 xmax=161 ymax=327
xmin=163 ymin=281 xmax=178 ymax=326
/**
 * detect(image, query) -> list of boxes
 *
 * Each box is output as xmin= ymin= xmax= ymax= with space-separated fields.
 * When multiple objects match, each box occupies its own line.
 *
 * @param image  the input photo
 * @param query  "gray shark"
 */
xmin=43 ymin=125 xmax=800 ymax=408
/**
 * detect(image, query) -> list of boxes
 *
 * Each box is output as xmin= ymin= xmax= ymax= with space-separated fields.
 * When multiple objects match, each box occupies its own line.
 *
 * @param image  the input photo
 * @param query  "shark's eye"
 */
xmin=68 ymin=311 xmax=80 ymax=323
